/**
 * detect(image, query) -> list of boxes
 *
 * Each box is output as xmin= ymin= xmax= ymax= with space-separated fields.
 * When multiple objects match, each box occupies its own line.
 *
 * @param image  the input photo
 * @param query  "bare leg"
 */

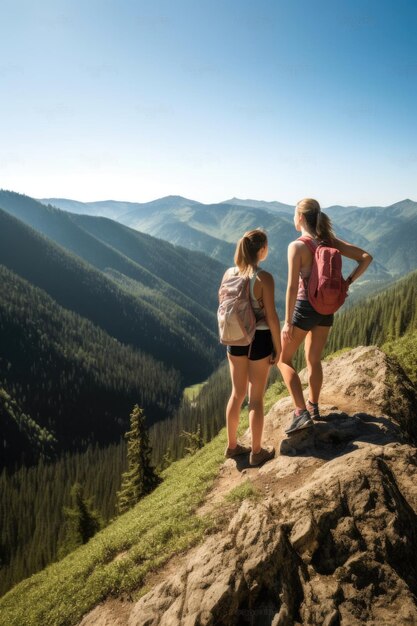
xmin=226 ymin=353 xmax=249 ymax=448
xmin=278 ymin=325 xmax=308 ymax=409
xmin=247 ymin=356 xmax=271 ymax=454
xmin=304 ymin=326 xmax=331 ymax=404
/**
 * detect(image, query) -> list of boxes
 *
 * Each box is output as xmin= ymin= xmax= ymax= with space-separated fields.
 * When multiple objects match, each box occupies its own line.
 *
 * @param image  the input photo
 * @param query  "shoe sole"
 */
xmin=285 ymin=419 xmax=314 ymax=435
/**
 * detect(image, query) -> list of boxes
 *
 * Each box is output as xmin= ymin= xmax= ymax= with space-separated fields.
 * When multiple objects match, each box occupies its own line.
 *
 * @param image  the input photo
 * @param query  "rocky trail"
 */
xmin=79 ymin=346 xmax=417 ymax=626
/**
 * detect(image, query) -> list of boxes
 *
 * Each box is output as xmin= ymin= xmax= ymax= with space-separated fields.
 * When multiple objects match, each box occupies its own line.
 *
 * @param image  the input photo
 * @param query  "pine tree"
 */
xmin=58 ymin=482 xmax=102 ymax=558
xmin=158 ymin=448 xmax=174 ymax=473
xmin=180 ymin=423 xmax=204 ymax=455
xmin=116 ymin=405 xmax=160 ymax=514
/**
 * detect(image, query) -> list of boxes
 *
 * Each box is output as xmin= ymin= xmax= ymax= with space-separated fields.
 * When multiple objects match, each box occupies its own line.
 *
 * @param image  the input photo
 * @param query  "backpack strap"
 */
xmin=297 ymin=237 xmax=318 ymax=294
xmin=298 ymin=236 xmax=319 ymax=255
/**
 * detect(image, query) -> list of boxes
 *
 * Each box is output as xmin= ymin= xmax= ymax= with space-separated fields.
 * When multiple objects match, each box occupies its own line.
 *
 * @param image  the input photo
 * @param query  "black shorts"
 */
xmin=227 ymin=329 xmax=273 ymax=361
xmin=292 ymin=299 xmax=334 ymax=332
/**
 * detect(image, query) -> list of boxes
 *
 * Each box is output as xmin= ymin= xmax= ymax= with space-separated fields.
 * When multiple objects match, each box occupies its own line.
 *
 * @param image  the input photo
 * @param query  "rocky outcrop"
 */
xmin=81 ymin=347 xmax=417 ymax=626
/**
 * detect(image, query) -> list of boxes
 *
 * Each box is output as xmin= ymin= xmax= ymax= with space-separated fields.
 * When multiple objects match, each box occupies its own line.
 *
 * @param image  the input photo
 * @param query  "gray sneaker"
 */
xmin=284 ymin=410 xmax=313 ymax=434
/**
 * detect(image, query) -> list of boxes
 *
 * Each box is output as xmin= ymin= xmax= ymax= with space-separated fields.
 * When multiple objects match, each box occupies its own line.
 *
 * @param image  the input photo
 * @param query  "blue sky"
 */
xmin=1 ymin=0 xmax=416 ymax=206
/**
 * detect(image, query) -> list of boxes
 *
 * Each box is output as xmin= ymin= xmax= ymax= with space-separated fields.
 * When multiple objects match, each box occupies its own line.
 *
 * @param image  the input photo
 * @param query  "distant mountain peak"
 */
xmin=388 ymin=198 xmax=416 ymax=207
xmin=221 ymin=197 xmax=294 ymax=213
xmin=145 ymin=194 xmax=200 ymax=203
xmin=159 ymin=194 xmax=194 ymax=201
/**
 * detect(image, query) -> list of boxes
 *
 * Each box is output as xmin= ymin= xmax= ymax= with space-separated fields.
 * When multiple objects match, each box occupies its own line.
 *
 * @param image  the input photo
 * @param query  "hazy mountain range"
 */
xmin=40 ymin=194 xmax=416 ymax=292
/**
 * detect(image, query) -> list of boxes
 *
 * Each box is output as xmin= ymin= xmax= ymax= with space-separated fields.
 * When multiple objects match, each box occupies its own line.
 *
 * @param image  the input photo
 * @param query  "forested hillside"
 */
xmin=0 ymin=194 xmax=230 ymax=595
xmin=0 ymin=208 xmax=222 ymax=383
xmin=368 ymin=215 xmax=417 ymax=276
xmin=0 ymin=190 xmax=223 ymax=320
xmin=0 ymin=190 xmax=227 ymax=358
xmin=0 ymin=265 xmax=182 ymax=468
xmin=0 ymin=441 xmax=126 ymax=596
xmin=326 ymin=269 xmax=417 ymax=354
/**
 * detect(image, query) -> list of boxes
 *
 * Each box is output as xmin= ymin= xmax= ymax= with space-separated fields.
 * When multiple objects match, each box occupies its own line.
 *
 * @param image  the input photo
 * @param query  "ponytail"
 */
xmin=316 ymin=211 xmax=334 ymax=242
xmin=234 ymin=229 xmax=267 ymax=276
xmin=296 ymin=198 xmax=335 ymax=242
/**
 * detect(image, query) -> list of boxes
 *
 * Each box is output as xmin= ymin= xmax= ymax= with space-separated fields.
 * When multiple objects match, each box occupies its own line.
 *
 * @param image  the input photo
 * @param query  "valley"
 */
xmin=0 ymin=188 xmax=415 ymax=606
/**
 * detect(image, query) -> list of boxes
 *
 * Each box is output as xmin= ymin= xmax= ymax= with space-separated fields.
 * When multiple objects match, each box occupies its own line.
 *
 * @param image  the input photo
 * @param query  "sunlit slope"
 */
xmin=0 ymin=208 xmax=221 ymax=383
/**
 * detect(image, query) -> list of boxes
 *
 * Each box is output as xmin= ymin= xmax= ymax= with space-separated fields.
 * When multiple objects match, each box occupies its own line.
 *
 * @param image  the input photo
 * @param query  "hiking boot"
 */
xmin=249 ymin=445 xmax=275 ymax=467
xmin=224 ymin=441 xmax=251 ymax=459
xmin=284 ymin=410 xmax=313 ymax=435
xmin=307 ymin=399 xmax=320 ymax=420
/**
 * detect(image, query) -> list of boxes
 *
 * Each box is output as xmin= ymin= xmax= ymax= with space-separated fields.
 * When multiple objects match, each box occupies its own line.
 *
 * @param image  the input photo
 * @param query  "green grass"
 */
xmin=324 ymin=346 xmax=352 ymax=361
xmin=183 ymin=381 xmax=208 ymax=401
xmin=264 ymin=378 xmax=288 ymax=413
xmin=225 ymin=479 xmax=261 ymax=503
xmin=382 ymin=329 xmax=417 ymax=385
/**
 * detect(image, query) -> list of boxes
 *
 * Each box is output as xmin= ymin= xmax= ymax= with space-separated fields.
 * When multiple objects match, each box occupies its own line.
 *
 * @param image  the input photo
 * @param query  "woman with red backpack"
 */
xmin=278 ymin=198 xmax=373 ymax=434
xmin=219 ymin=229 xmax=282 ymax=466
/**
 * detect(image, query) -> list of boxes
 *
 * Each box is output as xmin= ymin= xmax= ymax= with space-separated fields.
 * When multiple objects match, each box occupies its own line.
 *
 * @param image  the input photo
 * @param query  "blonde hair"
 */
xmin=296 ymin=198 xmax=335 ymax=242
xmin=234 ymin=229 xmax=267 ymax=276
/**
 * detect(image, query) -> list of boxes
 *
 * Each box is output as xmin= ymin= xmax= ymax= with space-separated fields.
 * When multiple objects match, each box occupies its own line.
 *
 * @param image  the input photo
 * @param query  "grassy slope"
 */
xmin=183 ymin=381 xmax=208 ymax=401
xmin=382 ymin=329 xmax=417 ymax=385
xmin=0 ymin=378 xmax=286 ymax=626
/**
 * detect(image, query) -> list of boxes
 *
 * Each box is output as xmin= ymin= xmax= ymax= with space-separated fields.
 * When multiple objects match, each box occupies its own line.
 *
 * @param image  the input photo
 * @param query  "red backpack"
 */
xmin=299 ymin=236 xmax=349 ymax=314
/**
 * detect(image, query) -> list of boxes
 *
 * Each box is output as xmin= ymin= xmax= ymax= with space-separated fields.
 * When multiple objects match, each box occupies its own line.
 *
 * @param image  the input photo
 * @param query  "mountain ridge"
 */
xmin=10 ymin=188 xmax=417 ymax=298
xmin=40 ymin=193 xmax=416 ymax=214
xmin=41 ymin=193 xmax=410 ymax=290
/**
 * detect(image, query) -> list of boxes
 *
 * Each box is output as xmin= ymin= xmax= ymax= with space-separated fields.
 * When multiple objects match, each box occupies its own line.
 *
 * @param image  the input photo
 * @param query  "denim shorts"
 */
xmin=292 ymin=299 xmax=334 ymax=332
xmin=227 ymin=329 xmax=273 ymax=360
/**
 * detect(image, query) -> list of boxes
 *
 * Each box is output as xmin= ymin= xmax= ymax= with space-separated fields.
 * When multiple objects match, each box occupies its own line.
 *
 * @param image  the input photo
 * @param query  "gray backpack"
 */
xmin=217 ymin=268 xmax=257 ymax=346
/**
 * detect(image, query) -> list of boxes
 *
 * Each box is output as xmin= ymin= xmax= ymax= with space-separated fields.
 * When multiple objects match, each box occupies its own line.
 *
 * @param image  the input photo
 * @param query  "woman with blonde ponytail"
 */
xmin=278 ymin=198 xmax=373 ymax=434
xmin=222 ymin=229 xmax=282 ymax=467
